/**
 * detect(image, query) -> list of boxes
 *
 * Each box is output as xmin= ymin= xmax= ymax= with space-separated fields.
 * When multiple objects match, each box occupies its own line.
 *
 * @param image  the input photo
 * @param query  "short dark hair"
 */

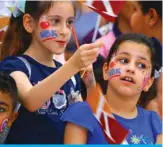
xmin=106 ymin=33 xmax=156 ymax=77
xmin=0 ymin=72 xmax=18 ymax=111
xmin=138 ymin=1 xmax=162 ymax=19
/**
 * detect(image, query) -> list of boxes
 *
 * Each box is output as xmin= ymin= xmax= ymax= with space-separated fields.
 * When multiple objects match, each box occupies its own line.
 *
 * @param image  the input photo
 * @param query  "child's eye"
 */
xmin=67 ymin=19 xmax=74 ymax=28
xmin=119 ymin=58 xmax=129 ymax=64
xmin=0 ymin=108 xmax=5 ymax=113
xmin=137 ymin=63 xmax=146 ymax=69
xmin=51 ymin=19 xmax=60 ymax=26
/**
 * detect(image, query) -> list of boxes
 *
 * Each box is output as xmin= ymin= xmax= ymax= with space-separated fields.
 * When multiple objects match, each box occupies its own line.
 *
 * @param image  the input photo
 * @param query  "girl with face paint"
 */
xmin=0 ymin=1 xmax=102 ymax=144
xmin=61 ymin=33 xmax=162 ymax=144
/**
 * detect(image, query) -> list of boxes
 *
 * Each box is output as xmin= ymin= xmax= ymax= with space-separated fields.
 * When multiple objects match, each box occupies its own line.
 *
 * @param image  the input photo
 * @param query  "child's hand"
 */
xmin=70 ymin=42 xmax=103 ymax=71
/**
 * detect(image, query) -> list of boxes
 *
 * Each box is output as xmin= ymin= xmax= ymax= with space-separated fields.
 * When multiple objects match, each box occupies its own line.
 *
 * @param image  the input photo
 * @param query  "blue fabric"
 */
xmin=112 ymin=21 xmax=122 ymax=38
xmin=113 ymin=106 xmax=162 ymax=144
xmin=61 ymin=102 xmax=162 ymax=144
xmin=0 ymin=55 xmax=81 ymax=144
xmin=61 ymin=101 xmax=108 ymax=144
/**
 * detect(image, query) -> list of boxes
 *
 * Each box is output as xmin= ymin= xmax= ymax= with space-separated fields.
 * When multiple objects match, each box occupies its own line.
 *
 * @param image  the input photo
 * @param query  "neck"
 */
xmin=106 ymin=86 xmax=139 ymax=118
xmin=25 ymin=40 xmax=55 ymax=67
xmin=117 ymin=15 xmax=132 ymax=34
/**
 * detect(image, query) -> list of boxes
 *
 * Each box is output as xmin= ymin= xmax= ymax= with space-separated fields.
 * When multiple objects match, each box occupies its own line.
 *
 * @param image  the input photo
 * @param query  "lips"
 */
xmin=56 ymin=40 xmax=66 ymax=43
xmin=120 ymin=76 xmax=135 ymax=84
xmin=56 ymin=40 xmax=67 ymax=46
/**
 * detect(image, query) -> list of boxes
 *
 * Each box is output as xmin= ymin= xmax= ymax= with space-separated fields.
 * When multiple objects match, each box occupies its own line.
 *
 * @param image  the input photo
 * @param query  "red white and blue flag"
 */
xmin=82 ymin=0 xmax=126 ymax=22
xmin=87 ymin=85 xmax=129 ymax=144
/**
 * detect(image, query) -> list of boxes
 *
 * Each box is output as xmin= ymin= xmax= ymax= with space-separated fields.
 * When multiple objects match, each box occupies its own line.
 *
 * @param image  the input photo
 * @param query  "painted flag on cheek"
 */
xmin=87 ymin=85 xmax=129 ymax=144
xmin=80 ymin=0 xmax=125 ymax=22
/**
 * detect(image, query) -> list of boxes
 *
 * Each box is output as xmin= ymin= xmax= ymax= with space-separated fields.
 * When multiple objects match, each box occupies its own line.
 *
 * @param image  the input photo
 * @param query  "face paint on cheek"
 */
xmin=0 ymin=118 xmax=10 ymax=144
xmin=141 ymin=74 xmax=150 ymax=90
xmin=0 ymin=118 xmax=8 ymax=133
xmin=109 ymin=61 xmax=116 ymax=69
xmin=137 ymin=70 xmax=150 ymax=91
xmin=109 ymin=68 xmax=121 ymax=81
xmin=40 ymin=29 xmax=58 ymax=42
xmin=40 ymin=21 xmax=50 ymax=30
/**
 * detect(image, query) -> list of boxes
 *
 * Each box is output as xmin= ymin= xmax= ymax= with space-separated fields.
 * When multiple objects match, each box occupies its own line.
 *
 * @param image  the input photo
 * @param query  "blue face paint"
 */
xmin=109 ymin=68 xmax=121 ymax=77
xmin=40 ymin=30 xmax=58 ymax=42
xmin=109 ymin=68 xmax=121 ymax=81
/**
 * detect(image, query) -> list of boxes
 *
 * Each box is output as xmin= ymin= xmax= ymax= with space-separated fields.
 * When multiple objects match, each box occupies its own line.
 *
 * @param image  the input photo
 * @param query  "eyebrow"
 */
xmin=0 ymin=102 xmax=9 ymax=107
xmin=117 ymin=52 xmax=149 ymax=62
xmin=48 ymin=15 xmax=75 ymax=19
xmin=117 ymin=52 xmax=130 ymax=56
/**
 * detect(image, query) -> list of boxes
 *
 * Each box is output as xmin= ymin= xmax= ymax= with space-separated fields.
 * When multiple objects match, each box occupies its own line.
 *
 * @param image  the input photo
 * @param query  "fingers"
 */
xmin=80 ymin=42 xmax=103 ymax=51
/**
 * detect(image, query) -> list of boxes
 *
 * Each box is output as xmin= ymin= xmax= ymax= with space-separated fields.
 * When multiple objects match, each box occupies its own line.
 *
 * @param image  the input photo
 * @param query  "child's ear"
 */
xmin=143 ymin=77 xmax=154 ymax=92
xmin=103 ymin=62 xmax=109 ymax=81
xmin=23 ymin=14 xmax=36 ymax=33
xmin=147 ymin=8 xmax=159 ymax=26
xmin=7 ymin=112 xmax=18 ymax=127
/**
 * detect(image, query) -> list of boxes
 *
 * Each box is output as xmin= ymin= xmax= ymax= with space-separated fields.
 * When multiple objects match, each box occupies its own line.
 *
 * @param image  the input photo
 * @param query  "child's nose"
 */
xmin=59 ymin=24 xmax=69 ymax=36
xmin=126 ymin=62 xmax=135 ymax=74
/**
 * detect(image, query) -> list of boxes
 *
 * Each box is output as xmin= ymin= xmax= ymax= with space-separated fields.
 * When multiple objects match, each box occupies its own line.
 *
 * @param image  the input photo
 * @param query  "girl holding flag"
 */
xmin=61 ymin=33 xmax=162 ymax=144
xmin=0 ymin=1 xmax=102 ymax=143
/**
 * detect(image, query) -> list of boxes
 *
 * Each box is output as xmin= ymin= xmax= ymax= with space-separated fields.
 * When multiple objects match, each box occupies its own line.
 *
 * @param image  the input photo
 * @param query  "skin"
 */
xmin=130 ymin=1 xmax=162 ymax=121
xmin=64 ymin=41 xmax=161 ymax=144
xmin=0 ymin=91 xmax=17 ymax=129
xmin=10 ymin=2 xmax=102 ymax=112
xmin=130 ymin=1 xmax=162 ymax=43
xmin=103 ymin=41 xmax=154 ymax=117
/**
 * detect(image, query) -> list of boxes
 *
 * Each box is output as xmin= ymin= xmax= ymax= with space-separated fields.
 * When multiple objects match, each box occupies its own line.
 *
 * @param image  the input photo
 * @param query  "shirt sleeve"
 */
xmin=0 ymin=56 xmax=29 ymax=77
xmin=61 ymin=101 xmax=95 ymax=134
xmin=151 ymin=111 xmax=162 ymax=138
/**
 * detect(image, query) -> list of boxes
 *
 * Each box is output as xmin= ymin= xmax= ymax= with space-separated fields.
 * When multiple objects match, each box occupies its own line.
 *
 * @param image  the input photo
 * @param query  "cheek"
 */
xmin=130 ymin=13 xmax=138 ymax=30
xmin=67 ymin=30 xmax=72 ymax=41
xmin=138 ymin=70 xmax=150 ymax=90
xmin=40 ymin=21 xmax=50 ymax=30
xmin=0 ymin=118 xmax=9 ymax=132
xmin=39 ymin=28 xmax=58 ymax=42
xmin=108 ymin=67 xmax=121 ymax=81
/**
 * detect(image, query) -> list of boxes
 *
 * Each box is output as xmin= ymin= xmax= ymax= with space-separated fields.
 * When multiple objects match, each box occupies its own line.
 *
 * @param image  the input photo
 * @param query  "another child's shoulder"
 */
xmin=61 ymin=101 xmax=96 ymax=133
xmin=0 ymin=56 xmax=20 ymax=64
xmin=0 ymin=55 xmax=29 ymax=76
xmin=62 ymin=101 xmax=94 ymax=118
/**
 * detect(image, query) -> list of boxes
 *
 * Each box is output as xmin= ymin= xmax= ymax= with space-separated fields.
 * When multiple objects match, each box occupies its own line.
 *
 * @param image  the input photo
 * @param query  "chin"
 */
xmin=51 ymin=48 xmax=65 ymax=55
xmin=118 ymin=86 xmax=136 ymax=97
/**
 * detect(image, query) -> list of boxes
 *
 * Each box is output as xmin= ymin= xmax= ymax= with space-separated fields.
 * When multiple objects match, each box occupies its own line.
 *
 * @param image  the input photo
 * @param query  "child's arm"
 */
xmin=81 ymin=65 xmax=96 ymax=96
xmin=10 ymin=42 xmax=102 ymax=112
xmin=156 ymin=134 xmax=162 ymax=144
xmin=64 ymin=122 xmax=88 ymax=144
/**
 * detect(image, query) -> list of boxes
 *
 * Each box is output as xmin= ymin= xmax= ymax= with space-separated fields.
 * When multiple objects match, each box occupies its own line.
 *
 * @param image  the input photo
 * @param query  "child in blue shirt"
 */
xmin=61 ymin=33 xmax=162 ymax=144
xmin=0 ymin=1 xmax=102 ymax=144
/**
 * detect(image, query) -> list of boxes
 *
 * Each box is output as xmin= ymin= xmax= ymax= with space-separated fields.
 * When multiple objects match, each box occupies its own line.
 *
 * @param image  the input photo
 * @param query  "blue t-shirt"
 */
xmin=0 ymin=55 xmax=81 ymax=144
xmin=61 ymin=101 xmax=162 ymax=144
